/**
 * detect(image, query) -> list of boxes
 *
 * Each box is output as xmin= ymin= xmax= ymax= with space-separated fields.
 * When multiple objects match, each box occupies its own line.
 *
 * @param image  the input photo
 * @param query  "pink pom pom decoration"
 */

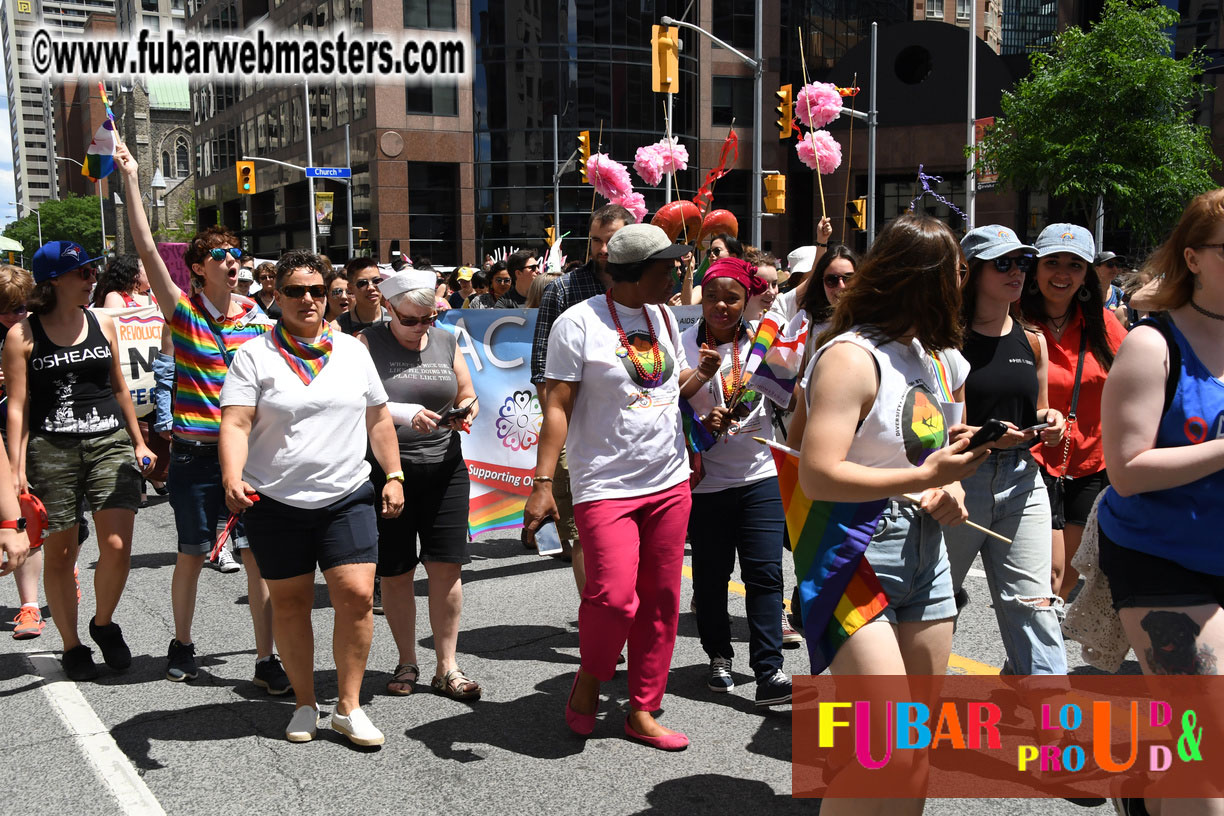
xmin=587 ymin=153 xmax=634 ymax=201
xmin=633 ymin=139 xmax=690 ymax=188
xmin=795 ymin=82 xmax=843 ymax=129
xmin=613 ymin=191 xmax=648 ymax=223
xmin=796 ymin=130 xmax=842 ymax=174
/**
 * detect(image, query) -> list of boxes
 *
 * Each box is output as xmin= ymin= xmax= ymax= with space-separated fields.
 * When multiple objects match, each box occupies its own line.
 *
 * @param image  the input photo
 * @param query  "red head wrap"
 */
xmin=702 ymin=257 xmax=767 ymax=295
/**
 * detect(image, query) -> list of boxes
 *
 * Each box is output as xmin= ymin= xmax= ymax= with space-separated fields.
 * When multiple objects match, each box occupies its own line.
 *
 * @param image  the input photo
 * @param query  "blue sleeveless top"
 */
xmin=1097 ymin=317 xmax=1224 ymax=574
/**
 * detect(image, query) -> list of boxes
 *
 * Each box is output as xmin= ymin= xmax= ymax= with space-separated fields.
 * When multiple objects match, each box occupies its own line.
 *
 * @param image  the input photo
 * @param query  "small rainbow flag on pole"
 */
xmin=737 ymin=312 xmax=809 ymax=408
xmin=758 ymin=438 xmax=888 ymax=675
xmin=82 ymin=82 xmax=117 ymax=182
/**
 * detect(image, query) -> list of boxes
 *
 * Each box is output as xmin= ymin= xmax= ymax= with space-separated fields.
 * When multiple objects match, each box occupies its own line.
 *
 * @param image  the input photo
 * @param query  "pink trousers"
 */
xmin=572 ymin=481 xmax=692 ymax=712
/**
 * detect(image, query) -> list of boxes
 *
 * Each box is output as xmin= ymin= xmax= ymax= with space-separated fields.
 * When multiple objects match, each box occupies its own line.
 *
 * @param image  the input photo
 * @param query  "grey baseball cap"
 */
xmin=1094 ymin=251 xmax=1118 ymax=265
xmin=960 ymin=225 xmax=1036 ymax=262
xmin=1034 ymin=223 xmax=1096 ymax=263
xmin=607 ymin=224 xmax=691 ymax=265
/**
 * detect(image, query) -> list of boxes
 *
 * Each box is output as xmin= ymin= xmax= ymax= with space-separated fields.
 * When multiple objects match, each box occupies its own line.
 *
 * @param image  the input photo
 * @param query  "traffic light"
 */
xmin=236 ymin=160 xmax=256 ymax=195
xmin=577 ymin=130 xmax=591 ymax=183
xmin=775 ymin=84 xmax=793 ymax=139
xmin=545 ymin=226 xmax=556 ymax=246
xmin=848 ymin=197 xmax=867 ymax=231
xmin=764 ymin=174 xmax=786 ymax=215
xmin=651 ymin=25 xmax=679 ymax=94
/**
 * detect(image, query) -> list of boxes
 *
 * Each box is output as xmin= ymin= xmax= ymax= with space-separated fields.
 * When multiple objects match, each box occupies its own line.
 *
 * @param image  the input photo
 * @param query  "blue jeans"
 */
xmin=944 ymin=448 xmax=1068 ymax=675
xmin=689 ymin=477 xmax=785 ymax=684
xmin=152 ymin=352 xmax=175 ymax=434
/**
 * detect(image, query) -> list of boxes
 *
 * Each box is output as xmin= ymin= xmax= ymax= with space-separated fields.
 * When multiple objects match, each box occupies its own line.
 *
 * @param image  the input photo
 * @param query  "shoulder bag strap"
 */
xmin=1058 ymin=331 xmax=1089 ymax=476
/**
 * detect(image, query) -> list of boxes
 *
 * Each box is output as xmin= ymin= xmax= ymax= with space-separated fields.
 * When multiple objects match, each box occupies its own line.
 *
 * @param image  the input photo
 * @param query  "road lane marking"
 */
xmin=681 ymin=564 xmax=1002 ymax=674
xmin=27 ymin=653 xmax=167 ymax=816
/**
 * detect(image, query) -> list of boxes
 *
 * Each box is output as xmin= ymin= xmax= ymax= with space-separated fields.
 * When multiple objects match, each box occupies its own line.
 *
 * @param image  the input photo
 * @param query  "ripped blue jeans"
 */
xmin=945 ymin=448 xmax=1068 ymax=675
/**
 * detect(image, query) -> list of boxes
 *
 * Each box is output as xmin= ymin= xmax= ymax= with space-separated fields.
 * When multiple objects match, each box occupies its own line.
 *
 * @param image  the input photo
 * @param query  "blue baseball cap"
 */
xmin=960 ymin=225 xmax=1036 ymax=262
xmin=1034 ymin=224 xmax=1096 ymax=263
xmin=32 ymin=241 xmax=104 ymax=283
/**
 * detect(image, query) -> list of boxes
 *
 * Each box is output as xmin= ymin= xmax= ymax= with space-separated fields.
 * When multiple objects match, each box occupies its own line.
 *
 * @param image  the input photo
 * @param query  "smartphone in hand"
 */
xmin=535 ymin=518 xmax=563 ymax=556
xmin=440 ymin=396 xmax=478 ymax=423
xmin=965 ymin=419 xmax=1009 ymax=451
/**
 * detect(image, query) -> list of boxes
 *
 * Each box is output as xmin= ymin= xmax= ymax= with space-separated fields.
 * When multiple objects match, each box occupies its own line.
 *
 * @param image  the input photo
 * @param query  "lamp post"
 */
xmin=53 ymin=155 xmax=107 ymax=254
xmin=11 ymin=202 xmax=42 ymax=246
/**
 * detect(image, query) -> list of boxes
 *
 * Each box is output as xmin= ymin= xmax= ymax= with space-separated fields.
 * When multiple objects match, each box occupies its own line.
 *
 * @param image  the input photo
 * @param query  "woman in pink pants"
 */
xmin=525 ymin=223 xmax=694 ymax=751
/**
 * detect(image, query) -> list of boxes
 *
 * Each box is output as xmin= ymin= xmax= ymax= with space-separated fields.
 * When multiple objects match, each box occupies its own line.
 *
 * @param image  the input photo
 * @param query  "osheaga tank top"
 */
xmin=961 ymin=319 xmax=1039 ymax=429
xmin=806 ymin=329 xmax=966 ymax=471
xmin=1097 ymin=318 xmax=1224 ymax=574
xmin=27 ymin=310 xmax=122 ymax=437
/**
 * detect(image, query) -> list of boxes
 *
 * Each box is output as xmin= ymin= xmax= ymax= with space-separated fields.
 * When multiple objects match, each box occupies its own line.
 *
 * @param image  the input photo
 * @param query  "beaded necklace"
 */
xmin=606 ymin=291 xmax=663 ymax=387
xmin=699 ymin=318 xmax=743 ymax=404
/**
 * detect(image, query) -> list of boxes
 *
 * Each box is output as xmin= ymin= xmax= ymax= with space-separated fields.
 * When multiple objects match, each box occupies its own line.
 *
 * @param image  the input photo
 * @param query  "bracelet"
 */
xmin=694 ymin=372 xmax=710 ymax=383
xmin=385 ymin=470 xmax=405 ymax=482
xmin=816 ymin=241 xmax=829 ymax=248
xmin=532 ymin=476 xmax=553 ymax=483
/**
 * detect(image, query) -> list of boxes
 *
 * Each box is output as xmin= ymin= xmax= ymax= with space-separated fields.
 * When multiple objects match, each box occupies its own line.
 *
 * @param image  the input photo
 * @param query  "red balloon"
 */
xmin=698 ymin=209 xmax=739 ymax=246
xmin=650 ymin=200 xmax=702 ymax=243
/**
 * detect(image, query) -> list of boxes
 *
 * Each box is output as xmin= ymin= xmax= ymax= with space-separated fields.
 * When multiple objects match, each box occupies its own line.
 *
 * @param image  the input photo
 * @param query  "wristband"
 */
xmin=816 ymin=241 xmax=829 ymax=248
xmin=385 ymin=471 xmax=405 ymax=482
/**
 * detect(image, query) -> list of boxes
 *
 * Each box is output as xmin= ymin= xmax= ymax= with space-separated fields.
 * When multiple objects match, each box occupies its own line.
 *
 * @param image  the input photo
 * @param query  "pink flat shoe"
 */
xmin=565 ymin=672 xmax=596 ymax=736
xmin=623 ymin=718 xmax=689 ymax=751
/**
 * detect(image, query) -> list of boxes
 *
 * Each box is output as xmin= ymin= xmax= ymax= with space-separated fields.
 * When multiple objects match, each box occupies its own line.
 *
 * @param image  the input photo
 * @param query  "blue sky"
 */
xmin=0 ymin=55 xmax=16 ymax=228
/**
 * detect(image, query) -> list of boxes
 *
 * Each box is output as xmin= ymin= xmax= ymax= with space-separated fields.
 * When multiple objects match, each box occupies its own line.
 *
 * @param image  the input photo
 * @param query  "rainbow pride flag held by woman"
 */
xmin=761 ymin=439 xmax=888 ymax=675
xmin=739 ymin=313 xmax=809 ymax=408
xmin=82 ymin=83 xmax=117 ymax=182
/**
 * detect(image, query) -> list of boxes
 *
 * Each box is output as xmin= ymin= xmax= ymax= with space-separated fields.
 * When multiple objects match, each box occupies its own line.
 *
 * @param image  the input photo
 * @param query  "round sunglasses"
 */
xmin=209 ymin=247 xmax=244 ymax=261
xmin=823 ymin=273 xmax=853 ymax=287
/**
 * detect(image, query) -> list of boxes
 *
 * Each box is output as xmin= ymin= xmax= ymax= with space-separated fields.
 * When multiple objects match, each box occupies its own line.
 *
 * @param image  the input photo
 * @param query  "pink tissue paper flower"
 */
xmin=587 ymin=153 xmax=634 ymax=201
xmin=796 ymin=130 xmax=842 ymax=174
xmin=613 ymin=191 xmax=648 ymax=223
xmin=633 ymin=139 xmax=690 ymax=187
xmin=795 ymin=82 xmax=842 ymax=129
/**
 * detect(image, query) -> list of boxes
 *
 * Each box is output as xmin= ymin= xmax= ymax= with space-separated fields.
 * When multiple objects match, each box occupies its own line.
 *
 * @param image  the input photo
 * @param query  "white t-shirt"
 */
xmin=802 ymin=329 xmax=968 ymax=473
xmin=546 ymin=296 xmax=689 ymax=504
xmin=680 ymin=322 xmax=777 ymax=494
xmin=767 ymin=288 xmax=800 ymax=324
xmin=220 ymin=331 xmax=389 ymax=509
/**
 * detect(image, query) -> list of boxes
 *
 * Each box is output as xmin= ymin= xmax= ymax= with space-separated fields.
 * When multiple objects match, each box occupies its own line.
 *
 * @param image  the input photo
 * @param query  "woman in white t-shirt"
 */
xmin=799 ymin=215 xmax=988 ymax=811
xmin=525 ymin=223 xmax=693 ymax=751
xmin=678 ymin=258 xmax=792 ymax=708
xmin=219 ymin=250 xmax=405 ymax=748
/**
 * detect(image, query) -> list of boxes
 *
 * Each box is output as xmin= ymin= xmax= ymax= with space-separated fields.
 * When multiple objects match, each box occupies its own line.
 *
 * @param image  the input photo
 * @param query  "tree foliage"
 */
xmin=154 ymin=193 xmax=198 ymax=243
xmin=974 ymin=0 xmax=1219 ymax=246
xmin=2 ymin=193 xmax=105 ymax=261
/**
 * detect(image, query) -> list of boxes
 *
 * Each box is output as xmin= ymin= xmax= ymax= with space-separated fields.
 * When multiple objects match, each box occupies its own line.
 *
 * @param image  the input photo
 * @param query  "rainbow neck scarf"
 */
xmin=272 ymin=320 xmax=333 ymax=385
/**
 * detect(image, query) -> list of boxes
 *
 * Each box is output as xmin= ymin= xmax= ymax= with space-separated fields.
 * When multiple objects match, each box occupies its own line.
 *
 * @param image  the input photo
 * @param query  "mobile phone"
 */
xmin=1021 ymin=421 xmax=1051 ymax=434
xmin=535 ymin=517 xmax=563 ymax=556
xmin=441 ymin=397 xmax=478 ymax=422
xmin=965 ymin=419 xmax=1008 ymax=451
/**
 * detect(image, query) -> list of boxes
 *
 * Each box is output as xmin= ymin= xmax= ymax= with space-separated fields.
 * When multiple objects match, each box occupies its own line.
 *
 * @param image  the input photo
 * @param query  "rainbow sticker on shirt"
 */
xmin=900 ymin=385 xmax=947 ymax=466
xmin=617 ymin=331 xmax=674 ymax=389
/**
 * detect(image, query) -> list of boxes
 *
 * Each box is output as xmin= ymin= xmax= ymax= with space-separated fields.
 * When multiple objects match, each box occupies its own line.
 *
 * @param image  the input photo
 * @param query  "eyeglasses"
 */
xmin=208 ymin=247 xmax=243 ymax=261
xmin=281 ymin=284 xmax=327 ymax=299
xmin=258 ymin=274 xmax=275 ymax=282
xmin=991 ymin=256 xmax=1035 ymax=273
xmin=329 ymin=288 xmax=348 ymax=297
xmin=524 ymin=262 xmax=540 ymax=272
xmin=353 ymin=278 xmax=378 ymax=289
xmin=76 ymin=266 xmax=98 ymax=280
xmin=1194 ymin=243 xmax=1224 ymax=254
xmin=493 ymin=277 xmax=511 ymax=285
xmin=824 ymin=273 xmax=853 ymax=287
xmin=392 ymin=310 xmax=437 ymax=327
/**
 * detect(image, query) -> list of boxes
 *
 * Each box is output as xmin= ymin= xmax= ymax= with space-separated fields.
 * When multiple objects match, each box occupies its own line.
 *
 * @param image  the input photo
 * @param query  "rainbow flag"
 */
xmin=740 ymin=312 xmax=809 ymax=408
xmin=82 ymin=82 xmax=117 ymax=182
xmin=679 ymin=397 xmax=716 ymax=453
xmin=762 ymin=439 xmax=888 ymax=675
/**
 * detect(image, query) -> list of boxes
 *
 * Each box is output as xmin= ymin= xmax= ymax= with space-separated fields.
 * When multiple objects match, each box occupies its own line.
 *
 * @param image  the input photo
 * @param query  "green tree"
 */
xmin=974 ymin=0 xmax=1219 ymax=247
xmin=154 ymin=193 xmax=198 ymax=243
xmin=2 ymin=193 xmax=105 ymax=261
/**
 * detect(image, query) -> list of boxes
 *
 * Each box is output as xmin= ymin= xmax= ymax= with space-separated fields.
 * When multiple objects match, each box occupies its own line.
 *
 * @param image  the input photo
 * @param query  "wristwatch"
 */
xmin=0 ymin=518 xmax=27 ymax=532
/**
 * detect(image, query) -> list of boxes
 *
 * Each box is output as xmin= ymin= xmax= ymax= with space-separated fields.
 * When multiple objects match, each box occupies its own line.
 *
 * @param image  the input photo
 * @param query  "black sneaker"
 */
xmin=166 ymin=639 xmax=198 ymax=681
xmin=253 ymin=655 xmax=293 ymax=696
xmin=62 ymin=644 xmax=101 ymax=681
xmin=754 ymin=669 xmax=792 ymax=707
xmin=707 ymin=656 xmax=734 ymax=692
xmin=88 ymin=617 xmax=132 ymax=670
xmin=372 ymin=576 xmax=383 ymax=616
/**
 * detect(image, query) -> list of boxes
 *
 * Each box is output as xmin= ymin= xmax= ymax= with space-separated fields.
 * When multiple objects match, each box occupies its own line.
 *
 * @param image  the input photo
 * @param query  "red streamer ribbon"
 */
xmin=692 ymin=128 xmax=739 ymax=218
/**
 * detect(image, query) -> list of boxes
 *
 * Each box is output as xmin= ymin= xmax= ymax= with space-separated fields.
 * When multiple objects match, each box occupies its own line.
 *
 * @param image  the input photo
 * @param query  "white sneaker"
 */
xmin=285 ymin=705 xmax=319 ymax=742
xmin=215 ymin=545 xmax=240 ymax=574
xmin=331 ymin=707 xmax=385 ymax=746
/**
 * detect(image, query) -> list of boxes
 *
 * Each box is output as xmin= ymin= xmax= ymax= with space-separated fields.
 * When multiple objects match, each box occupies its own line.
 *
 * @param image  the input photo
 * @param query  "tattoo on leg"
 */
xmin=1140 ymin=610 xmax=1218 ymax=675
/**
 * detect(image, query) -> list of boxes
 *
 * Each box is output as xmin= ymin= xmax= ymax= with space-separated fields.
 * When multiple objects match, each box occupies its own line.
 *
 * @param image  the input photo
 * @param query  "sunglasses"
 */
xmin=74 ymin=266 xmax=98 ymax=280
xmin=824 ymin=273 xmax=853 ymax=287
xmin=258 ymin=274 xmax=275 ymax=282
xmin=493 ymin=277 xmax=511 ymax=285
xmin=281 ymin=284 xmax=327 ymax=299
xmin=329 ymin=288 xmax=348 ymax=297
xmin=524 ymin=262 xmax=540 ymax=271
xmin=209 ymin=247 xmax=244 ymax=261
xmin=392 ymin=310 xmax=437 ymax=328
xmin=991 ymin=256 xmax=1035 ymax=273
xmin=708 ymin=247 xmax=724 ymax=257
xmin=353 ymin=278 xmax=378 ymax=289
xmin=1101 ymin=260 xmax=1121 ymax=268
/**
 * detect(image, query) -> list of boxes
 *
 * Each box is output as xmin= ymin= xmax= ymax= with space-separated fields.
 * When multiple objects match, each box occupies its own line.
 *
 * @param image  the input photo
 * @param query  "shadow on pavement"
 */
xmin=110 ymin=699 xmax=295 ymax=770
xmin=424 ymin=623 xmax=580 ymax=665
xmin=628 ymin=773 xmax=814 ymax=815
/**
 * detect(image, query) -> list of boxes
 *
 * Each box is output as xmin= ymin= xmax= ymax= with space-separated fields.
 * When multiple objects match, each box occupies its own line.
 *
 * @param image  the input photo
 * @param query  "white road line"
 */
xmin=28 ymin=654 xmax=167 ymax=816
xmin=966 ymin=567 xmax=987 ymax=579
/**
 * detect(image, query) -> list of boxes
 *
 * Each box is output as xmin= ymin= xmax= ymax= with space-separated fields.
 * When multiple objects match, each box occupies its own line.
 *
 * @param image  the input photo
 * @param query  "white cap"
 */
xmin=236 ymin=269 xmax=254 ymax=282
xmin=787 ymin=246 xmax=818 ymax=275
xmin=378 ymin=269 xmax=437 ymax=300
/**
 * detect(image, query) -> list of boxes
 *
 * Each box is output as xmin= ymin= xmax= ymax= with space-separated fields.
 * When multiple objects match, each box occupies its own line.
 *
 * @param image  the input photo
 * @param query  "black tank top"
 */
xmin=962 ymin=318 xmax=1039 ymax=430
xmin=27 ymin=311 xmax=123 ymax=437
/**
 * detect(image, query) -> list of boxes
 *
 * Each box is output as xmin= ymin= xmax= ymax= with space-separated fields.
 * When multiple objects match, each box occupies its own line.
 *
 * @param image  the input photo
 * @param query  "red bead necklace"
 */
xmin=606 ymin=291 xmax=663 ymax=387
xmin=718 ymin=323 xmax=743 ymax=405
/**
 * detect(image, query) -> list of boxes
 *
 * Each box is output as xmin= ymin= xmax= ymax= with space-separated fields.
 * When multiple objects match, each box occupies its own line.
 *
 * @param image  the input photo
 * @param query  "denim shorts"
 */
xmin=243 ymin=481 xmax=378 ymax=580
xmin=26 ymin=429 xmax=142 ymax=533
xmin=167 ymin=440 xmax=226 ymax=556
xmin=866 ymin=500 xmax=957 ymax=625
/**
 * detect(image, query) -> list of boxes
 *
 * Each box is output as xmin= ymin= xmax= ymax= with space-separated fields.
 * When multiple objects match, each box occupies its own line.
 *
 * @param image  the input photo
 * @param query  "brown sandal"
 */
xmin=431 ymin=668 xmax=481 ymax=700
xmin=386 ymin=663 xmax=419 ymax=696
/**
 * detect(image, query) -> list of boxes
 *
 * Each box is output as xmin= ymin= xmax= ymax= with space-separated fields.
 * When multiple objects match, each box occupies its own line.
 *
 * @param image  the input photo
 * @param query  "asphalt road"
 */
xmin=0 ymin=497 xmax=1131 ymax=816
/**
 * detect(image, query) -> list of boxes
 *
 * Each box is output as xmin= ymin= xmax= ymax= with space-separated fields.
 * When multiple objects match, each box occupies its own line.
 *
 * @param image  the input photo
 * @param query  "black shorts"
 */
xmin=243 ymin=481 xmax=378 ymax=580
xmin=1098 ymin=525 xmax=1224 ymax=611
xmin=371 ymin=456 xmax=471 ymax=577
xmin=1041 ymin=468 xmax=1109 ymax=529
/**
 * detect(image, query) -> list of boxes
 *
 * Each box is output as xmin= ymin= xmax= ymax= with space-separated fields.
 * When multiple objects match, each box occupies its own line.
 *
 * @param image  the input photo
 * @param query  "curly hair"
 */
xmin=183 ymin=225 xmax=240 ymax=270
xmin=92 ymin=254 xmax=140 ymax=307
xmin=274 ymin=250 xmax=331 ymax=289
